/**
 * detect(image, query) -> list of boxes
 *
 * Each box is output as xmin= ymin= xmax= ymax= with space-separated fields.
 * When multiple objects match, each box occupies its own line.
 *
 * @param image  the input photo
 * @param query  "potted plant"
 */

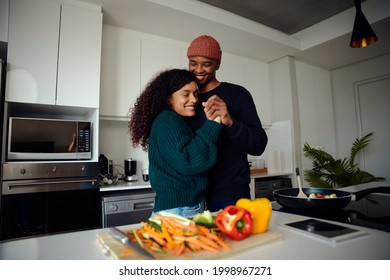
xmin=303 ymin=132 xmax=385 ymax=189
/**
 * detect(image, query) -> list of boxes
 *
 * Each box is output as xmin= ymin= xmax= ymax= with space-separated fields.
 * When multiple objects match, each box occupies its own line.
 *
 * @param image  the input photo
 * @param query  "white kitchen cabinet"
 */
xmin=99 ymin=27 xmax=141 ymax=118
xmin=99 ymin=30 xmax=183 ymax=119
xmin=140 ymin=38 xmax=183 ymax=90
xmin=218 ymin=52 xmax=245 ymax=85
xmin=218 ymin=52 xmax=272 ymax=126
xmin=244 ymin=58 xmax=271 ymax=126
xmin=56 ymin=3 xmax=102 ymax=108
xmin=0 ymin=0 xmax=9 ymax=42
xmin=6 ymin=0 xmax=102 ymax=108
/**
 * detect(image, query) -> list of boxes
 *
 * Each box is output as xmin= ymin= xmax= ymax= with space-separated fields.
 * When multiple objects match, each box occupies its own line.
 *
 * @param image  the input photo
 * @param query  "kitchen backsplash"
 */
xmin=100 ymin=119 xmax=293 ymax=177
xmin=248 ymin=120 xmax=293 ymax=174
xmin=99 ymin=120 xmax=148 ymax=177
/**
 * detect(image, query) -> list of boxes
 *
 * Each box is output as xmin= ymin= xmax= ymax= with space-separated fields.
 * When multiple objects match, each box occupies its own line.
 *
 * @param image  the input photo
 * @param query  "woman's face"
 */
xmin=169 ymin=81 xmax=198 ymax=117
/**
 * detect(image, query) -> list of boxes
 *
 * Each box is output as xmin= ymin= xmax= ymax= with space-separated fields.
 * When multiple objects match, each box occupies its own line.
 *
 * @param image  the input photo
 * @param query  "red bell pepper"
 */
xmin=215 ymin=205 xmax=253 ymax=240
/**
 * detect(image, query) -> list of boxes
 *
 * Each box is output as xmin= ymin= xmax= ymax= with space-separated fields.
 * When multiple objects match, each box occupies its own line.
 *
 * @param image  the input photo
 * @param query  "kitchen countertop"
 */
xmin=99 ymin=174 xmax=291 ymax=193
xmin=250 ymin=172 xmax=292 ymax=179
xmin=1 ymin=208 xmax=389 ymax=260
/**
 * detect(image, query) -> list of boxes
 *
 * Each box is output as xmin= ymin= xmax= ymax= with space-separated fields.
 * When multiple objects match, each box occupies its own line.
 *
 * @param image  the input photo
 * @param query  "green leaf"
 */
xmin=303 ymin=132 xmax=385 ymax=189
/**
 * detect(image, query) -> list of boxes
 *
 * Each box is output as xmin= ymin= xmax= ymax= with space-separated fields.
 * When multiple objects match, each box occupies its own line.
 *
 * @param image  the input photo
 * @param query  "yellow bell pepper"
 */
xmin=236 ymin=198 xmax=272 ymax=234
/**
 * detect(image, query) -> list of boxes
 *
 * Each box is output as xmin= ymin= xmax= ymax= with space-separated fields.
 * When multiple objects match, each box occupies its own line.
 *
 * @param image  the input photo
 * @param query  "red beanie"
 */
xmin=187 ymin=35 xmax=222 ymax=62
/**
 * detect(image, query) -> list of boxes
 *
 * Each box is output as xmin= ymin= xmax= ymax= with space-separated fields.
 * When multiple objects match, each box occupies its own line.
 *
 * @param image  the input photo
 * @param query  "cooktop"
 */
xmin=272 ymin=192 xmax=390 ymax=232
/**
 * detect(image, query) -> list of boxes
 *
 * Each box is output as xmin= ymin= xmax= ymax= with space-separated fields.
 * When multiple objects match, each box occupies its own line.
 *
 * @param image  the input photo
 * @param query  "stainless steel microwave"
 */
xmin=7 ymin=117 xmax=92 ymax=161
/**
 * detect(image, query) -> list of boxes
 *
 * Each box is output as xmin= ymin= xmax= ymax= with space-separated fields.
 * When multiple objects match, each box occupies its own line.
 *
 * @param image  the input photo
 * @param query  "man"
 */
xmin=187 ymin=35 xmax=268 ymax=212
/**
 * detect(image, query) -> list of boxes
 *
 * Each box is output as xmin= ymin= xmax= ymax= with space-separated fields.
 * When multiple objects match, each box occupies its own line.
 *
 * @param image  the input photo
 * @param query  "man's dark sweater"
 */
xmin=188 ymin=82 xmax=268 ymax=206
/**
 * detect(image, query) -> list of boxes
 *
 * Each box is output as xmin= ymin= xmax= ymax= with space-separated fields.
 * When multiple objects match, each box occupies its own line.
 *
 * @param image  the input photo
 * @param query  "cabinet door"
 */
xmin=140 ymin=38 xmax=182 ymax=90
xmin=6 ymin=0 xmax=60 ymax=105
xmin=216 ymin=53 xmax=271 ymax=126
xmin=244 ymin=58 xmax=271 ymax=126
xmin=217 ymin=52 xmax=245 ymax=85
xmin=56 ymin=3 xmax=102 ymax=108
xmin=0 ymin=0 xmax=9 ymax=42
xmin=99 ymin=28 xmax=141 ymax=118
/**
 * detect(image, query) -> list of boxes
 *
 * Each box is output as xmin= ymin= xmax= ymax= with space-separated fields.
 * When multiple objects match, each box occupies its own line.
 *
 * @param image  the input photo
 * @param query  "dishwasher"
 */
xmin=101 ymin=189 xmax=156 ymax=227
xmin=254 ymin=176 xmax=292 ymax=201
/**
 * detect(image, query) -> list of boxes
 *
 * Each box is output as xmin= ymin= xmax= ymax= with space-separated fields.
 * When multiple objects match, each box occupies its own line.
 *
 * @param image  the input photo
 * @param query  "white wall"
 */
xmin=331 ymin=53 xmax=390 ymax=182
xmin=99 ymin=120 xmax=148 ymax=178
xmin=269 ymin=57 xmax=336 ymax=187
xmin=295 ymin=61 xmax=336 ymax=173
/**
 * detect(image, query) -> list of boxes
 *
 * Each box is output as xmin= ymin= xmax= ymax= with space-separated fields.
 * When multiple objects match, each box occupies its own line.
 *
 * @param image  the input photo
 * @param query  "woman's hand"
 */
xmin=203 ymin=95 xmax=233 ymax=127
xmin=213 ymin=116 xmax=221 ymax=123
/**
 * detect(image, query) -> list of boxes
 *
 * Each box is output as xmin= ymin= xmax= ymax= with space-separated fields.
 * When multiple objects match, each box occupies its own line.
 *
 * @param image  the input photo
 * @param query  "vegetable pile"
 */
xmin=126 ymin=211 xmax=230 ymax=256
xmin=123 ymin=198 xmax=272 ymax=257
xmin=308 ymin=193 xmax=337 ymax=198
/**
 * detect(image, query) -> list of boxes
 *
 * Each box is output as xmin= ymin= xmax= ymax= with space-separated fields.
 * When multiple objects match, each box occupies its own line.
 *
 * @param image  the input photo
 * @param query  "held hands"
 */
xmin=203 ymin=95 xmax=233 ymax=127
xmin=213 ymin=116 xmax=221 ymax=123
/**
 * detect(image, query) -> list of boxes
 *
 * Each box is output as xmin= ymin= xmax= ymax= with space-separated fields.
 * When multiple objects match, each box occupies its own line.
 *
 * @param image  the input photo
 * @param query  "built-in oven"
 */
xmin=0 ymin=162 xmax=102 ymax=241
xmin=101 ymin=189 xmax=155 ymax=228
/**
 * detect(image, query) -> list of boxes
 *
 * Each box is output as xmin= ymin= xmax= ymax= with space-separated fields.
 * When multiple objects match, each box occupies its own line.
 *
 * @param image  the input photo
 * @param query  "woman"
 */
xmin=128 ymin=69 xmax=222 ymax=217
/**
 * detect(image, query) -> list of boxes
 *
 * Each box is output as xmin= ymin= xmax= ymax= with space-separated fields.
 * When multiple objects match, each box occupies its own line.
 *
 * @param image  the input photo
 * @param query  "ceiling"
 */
xmin=79 ymin=0 xmax=390 ymax=70
xmin=196 ymin=0 xmax=359 ymax=35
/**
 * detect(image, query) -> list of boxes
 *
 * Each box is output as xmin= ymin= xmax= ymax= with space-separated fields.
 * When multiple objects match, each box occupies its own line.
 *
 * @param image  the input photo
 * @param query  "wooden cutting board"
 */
xmin=97 ymin=228 xmax=283 ymax=260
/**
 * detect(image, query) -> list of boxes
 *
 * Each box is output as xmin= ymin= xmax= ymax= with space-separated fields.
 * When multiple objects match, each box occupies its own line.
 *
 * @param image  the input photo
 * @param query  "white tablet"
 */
xmin=279 ymin=218 xmax=368 ymax=245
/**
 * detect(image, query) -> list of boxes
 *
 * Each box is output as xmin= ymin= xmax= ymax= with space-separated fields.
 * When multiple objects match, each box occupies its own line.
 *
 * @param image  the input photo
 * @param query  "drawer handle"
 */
xmin=134 ymin=201 xmax=154 ymax=210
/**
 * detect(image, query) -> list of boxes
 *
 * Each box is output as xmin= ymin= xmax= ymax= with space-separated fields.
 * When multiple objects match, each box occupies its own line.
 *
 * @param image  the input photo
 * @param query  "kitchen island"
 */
xmin=0 ymin=207 xmax=389 ymax=260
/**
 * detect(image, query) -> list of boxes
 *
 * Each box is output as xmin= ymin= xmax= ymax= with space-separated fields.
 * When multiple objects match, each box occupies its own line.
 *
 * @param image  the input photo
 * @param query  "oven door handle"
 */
xmin=2 ymin=178 xmax=98 ymax=194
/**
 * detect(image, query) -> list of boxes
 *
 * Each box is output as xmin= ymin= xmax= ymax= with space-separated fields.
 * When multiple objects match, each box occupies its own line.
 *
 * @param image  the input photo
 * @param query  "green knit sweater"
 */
xmin=148 ymin=110 xmax=222 ymax=212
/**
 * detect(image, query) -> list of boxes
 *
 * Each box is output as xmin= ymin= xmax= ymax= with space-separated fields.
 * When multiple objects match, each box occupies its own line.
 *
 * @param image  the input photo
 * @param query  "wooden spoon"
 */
xmin=296 ymin=168 xmax=308 ymax=198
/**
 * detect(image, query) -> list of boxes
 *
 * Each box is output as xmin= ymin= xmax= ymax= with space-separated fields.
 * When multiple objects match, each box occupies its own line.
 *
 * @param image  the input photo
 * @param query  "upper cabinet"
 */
xmin=6 ymin=0 xmax=102 ymax=108
xmin=0 ymin=0 xmax=9 ymax=42
xmin=218 ymin=52 xmax=271 ymax=126
xmin=99 ymin=27 xmax=141 ymax=118
xmin=56 ymin=3 xmax=102 ymax=108
xmin=243 ymin=58 xmax=271 ymax=127
xmin=100 ymin=27 xmax=183 ymax=119
xmin=140 ymin=38 xmax=183 ymax=90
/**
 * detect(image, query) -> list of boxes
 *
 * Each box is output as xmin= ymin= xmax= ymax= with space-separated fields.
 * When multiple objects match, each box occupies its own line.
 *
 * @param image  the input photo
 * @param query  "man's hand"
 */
xmin=203 ymin=95 xmax=233 ymax=127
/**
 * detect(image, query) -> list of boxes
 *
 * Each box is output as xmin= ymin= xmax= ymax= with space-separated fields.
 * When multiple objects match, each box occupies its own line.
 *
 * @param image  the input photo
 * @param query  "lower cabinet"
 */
xmin=250 ymin=176 xmax=292 ymax=200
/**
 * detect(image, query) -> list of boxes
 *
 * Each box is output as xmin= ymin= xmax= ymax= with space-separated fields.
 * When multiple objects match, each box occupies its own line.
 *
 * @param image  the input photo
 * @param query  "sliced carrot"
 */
xmin=202 ymin=231 xmax=231 ymax=250
xmin=161 ymin=223 xmax=173 ymax=244
xmin=174 ymin=236 xmax=220 ymax=253
xmin=173 ymin=242 xmax=186 ymax=256
xmin=197 ymin=235 xmax=221 ymax=249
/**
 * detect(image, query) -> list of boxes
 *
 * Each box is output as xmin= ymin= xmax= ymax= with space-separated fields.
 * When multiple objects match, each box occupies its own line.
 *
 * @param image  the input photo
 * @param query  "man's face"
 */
xmin=188 ymin=56 xmax=220 ymax=91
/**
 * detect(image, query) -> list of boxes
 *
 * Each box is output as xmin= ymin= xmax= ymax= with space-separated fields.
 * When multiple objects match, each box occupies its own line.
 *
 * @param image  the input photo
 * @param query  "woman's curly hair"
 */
xmin=128 ymin=69 xmax=197 ymax=151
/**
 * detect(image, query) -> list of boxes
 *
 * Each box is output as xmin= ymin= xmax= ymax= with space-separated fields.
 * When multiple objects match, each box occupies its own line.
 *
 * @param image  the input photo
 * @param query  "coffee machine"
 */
xmin=124 ymin=158 xmax=138 ymax=182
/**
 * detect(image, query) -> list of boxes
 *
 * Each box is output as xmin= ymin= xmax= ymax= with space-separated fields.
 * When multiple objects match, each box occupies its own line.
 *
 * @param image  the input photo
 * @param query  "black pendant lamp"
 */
xmin=350 ymin=0 xmax=378 ymax=48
